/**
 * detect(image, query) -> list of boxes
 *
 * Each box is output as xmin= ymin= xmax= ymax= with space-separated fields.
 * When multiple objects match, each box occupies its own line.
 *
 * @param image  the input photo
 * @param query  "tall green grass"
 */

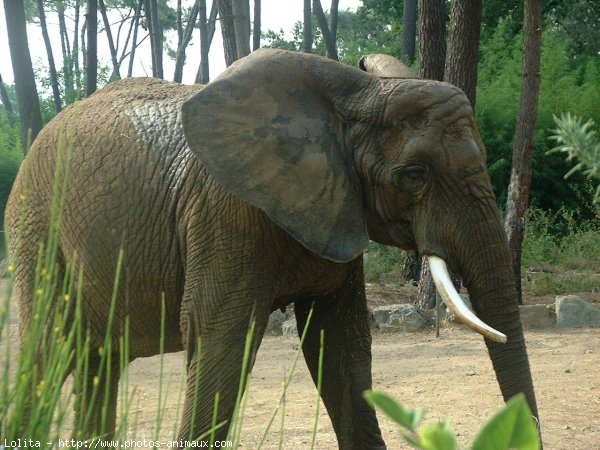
xmin=521 ymin=207 xmax=600 ymax=295
xmin=1 ymin=260 xmax=325 ymax=447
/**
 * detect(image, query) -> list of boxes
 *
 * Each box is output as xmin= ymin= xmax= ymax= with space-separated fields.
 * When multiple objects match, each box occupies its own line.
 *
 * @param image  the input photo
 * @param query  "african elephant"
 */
xmin=5 ymin=49 xmax=540 ymax=449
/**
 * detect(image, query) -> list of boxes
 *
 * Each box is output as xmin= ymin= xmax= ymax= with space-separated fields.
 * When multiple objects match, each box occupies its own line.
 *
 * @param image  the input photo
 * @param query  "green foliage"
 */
xmin=0 ymin=116 xmax=22 ymax=259
xmin=481 ymin=1 xmax=523 ymax=41
xmin=364 ymin=391 xmax=540 ymax=450
xmin=263 ymin=6 xmax=402 ymax=67
xmin=546 ymin=0 xmax=600 ymax=57
xmin=363 ymin=243 xmax=404 ymax=285
xmin=477 ymin=26 xmax=600 ymax=216
xmin=364 ymin=390 xmax=425 ymax=430
xmin=471 ymin=396 xmax=540 ymax=450
xmin=521 ymin=207 xmax=600 ymax=294
xmin=550 ymin=113 xmax=600 ymax=201
xmin=336 ymin=6 xmax=402 ymax=66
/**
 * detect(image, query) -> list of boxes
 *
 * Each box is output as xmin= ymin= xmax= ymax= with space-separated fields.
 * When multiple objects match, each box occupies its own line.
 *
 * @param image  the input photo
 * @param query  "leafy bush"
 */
xmin=364 ymin=391 xmax=541 ymax=450
xmin=0 ymin=116 xmax=22 ymax=259
xmin=521 ymin=206 xmax=600 ymax=295
xmin=550 ymin=113 xmax=600 ymax=201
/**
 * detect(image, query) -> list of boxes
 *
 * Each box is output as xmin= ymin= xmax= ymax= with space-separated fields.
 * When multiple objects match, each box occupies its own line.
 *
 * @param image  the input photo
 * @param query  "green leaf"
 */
xmin=472 ymin=394 xmax=541 ymax=450
xmin=419 ymin=422 xmax=457 ymax=450
xmin=363 ymin=390 xmax=425 ymax=431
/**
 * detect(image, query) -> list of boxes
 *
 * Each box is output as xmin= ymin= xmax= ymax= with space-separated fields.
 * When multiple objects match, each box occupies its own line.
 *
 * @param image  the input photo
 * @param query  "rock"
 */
xmin=466 ymin=369 xmax=477 ymax=376
xmin=265 ymin=309 xmax=288 ymax=336
xmin=373 ymin=304 xmax=427 ymax=332
xmin=372 ymin=305 xmax=398 ymax=325
xmin=281 ymin=318 xmax=298 ymax=337
xmin=556 ymin=295 xmax=600 ymax=328
xmin=519 ymin=304 xmax=555 ymax=329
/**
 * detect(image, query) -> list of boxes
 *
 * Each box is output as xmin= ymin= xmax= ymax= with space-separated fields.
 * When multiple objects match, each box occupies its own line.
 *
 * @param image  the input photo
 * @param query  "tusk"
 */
xmin=428 ymin=256 xmax=507 ymax=343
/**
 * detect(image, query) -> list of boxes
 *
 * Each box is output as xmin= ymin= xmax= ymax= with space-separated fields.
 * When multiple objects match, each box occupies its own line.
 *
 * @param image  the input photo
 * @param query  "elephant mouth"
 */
xmin=427 ymin=256 xmax=507 ymax=343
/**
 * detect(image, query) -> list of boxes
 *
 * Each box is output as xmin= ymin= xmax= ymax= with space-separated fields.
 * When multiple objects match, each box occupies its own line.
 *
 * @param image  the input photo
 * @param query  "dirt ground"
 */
xmin=2 ymin=280 xmax=599 ymax=449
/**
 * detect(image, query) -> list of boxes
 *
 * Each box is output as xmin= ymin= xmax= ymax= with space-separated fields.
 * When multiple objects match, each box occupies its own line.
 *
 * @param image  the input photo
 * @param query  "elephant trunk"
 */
xmin=456 ymin=214 xmax=540 ymax=421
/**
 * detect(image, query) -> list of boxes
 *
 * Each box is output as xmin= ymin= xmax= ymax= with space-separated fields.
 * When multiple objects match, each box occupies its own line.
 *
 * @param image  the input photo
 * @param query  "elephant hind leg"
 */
xmin=11 ymin=238 xmax=75 ymax=433
xmin=73 ymin=349 xmax=121 ymax=439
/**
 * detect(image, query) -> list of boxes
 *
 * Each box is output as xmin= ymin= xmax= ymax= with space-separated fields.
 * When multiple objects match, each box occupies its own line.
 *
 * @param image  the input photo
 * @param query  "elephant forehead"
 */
xmin=382 ymin=79 xmax=472 ymax=126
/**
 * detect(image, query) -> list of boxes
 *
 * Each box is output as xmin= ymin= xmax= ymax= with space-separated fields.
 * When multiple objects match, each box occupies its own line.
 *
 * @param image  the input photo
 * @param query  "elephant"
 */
xmin=5 ymin=49 xmax=541 ymax=449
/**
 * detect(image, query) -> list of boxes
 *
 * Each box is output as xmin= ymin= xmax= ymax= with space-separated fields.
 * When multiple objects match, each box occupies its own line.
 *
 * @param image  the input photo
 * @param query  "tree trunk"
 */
xmin=143 ymin=0 xmax=155 ymax=72
xmin=196 ymin=0 xmax=217 ymax=83
xmin=144 ymin=0 xmax=163 ymax=78
xmin=504 ymin=0 xmax=542 ymax=304
xmin=70 ymin=2 xmax=81 ymax=103
xmin=402 ymin=0 xmax=417 ymax=63
xmin=444 ymin=0 xmax=483 ymax=107
xmin=151 ymin=0 xmax=163 ymax=78
xmin=58 ymin=2 xmax=71 ymax=57
xmin=232 ymin=0 xmax=251 ymax=59
xmin=3 ymin=0 xmax=43 ymax=151
xmin=86 ymin=0 xmax=98 ymax=97
xmin=216 ymin=0 xmax=239 ymax=66
xmin=417 ymin=260 xmax=436 ymax=309
xmin=330 ymin=0 xmax=339 ymax=44
xmin=0 ymin=73 xmax=16 ymax=125
xmin=196 ymin=0 xmax=210 ymax=83
xmin=400 ymin=252 xmax=421 ymax=284
xmin=57 ymin=2 xmax=75 ymax=103
xmin=118 ymin=3 xmax=139 ymax=66
xmin=177 ymin=0 xmax=183 ymax=45
xmin=99 ymin=0 xmax=121 ymax=81
xmin=37 ymin=0 xmax=62 ymax=113
xmin=81 ymin=17 xmax=88 ymax=79
xmin=127 ymin=0 xmax=142 ymax=77
xmin=303 ymin=0 xmax=312 ymax=53
xmin=174 ymin=0 xmax=200 ymax=83
xmin=313 ymin=0 xmax=338 ymax=60
xmin=418 ymin=0 xmax=446 ymax=80
xmin=252 ymin=0 xmax=261 ymax=51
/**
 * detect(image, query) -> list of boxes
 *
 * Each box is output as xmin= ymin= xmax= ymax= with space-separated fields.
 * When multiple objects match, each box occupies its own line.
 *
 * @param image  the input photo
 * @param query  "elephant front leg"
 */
xmin=294 ymin=267 xmax=386 ymax=450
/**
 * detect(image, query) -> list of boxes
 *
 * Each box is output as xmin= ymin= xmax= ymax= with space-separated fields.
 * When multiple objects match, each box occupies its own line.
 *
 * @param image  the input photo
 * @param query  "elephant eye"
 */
xmin=393 ymin=165 xmax=428 ymax=191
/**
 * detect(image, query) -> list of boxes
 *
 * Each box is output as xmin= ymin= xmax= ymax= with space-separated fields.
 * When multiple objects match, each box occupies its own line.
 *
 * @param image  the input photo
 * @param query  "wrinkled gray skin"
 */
xmin=6 ymin=49 xmax=540 ymax=449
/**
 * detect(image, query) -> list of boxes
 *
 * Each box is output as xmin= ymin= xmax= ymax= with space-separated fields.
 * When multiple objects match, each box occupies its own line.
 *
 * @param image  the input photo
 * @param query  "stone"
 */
xmin=519 ymin=304 xmax=556 ymax=329
xmin=281 ymin=318 xmax=298 ymax=337
xmin=556 ymin=295 xmax=600 ymax=328
xmin=265 ymin=309 xmax=287 ymax=336
xmin=372 ymin=305 xmax=398 ymax=325
xmin=373 ymin=304 xmax=428 ymax=332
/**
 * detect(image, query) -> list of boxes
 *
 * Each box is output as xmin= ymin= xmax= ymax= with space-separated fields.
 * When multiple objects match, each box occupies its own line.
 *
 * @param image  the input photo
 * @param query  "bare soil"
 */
xmin=2 ymin=280 xmax=599 ymax=449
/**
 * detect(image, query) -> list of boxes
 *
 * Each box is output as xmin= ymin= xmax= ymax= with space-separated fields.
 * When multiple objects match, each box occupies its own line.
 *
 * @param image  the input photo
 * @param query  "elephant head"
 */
xmin=182 ymin=49 xmax=539 ymax=422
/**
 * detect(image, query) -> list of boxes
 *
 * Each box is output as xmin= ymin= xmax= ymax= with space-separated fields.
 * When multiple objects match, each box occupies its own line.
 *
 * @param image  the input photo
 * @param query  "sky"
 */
xmin=0 ymin=0 xmax=362 ymax=87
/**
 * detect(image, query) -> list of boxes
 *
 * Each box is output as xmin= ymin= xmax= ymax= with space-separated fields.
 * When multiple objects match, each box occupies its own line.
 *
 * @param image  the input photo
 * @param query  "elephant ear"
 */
xmin=182 ymin=49 xmax=376 ymax=263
